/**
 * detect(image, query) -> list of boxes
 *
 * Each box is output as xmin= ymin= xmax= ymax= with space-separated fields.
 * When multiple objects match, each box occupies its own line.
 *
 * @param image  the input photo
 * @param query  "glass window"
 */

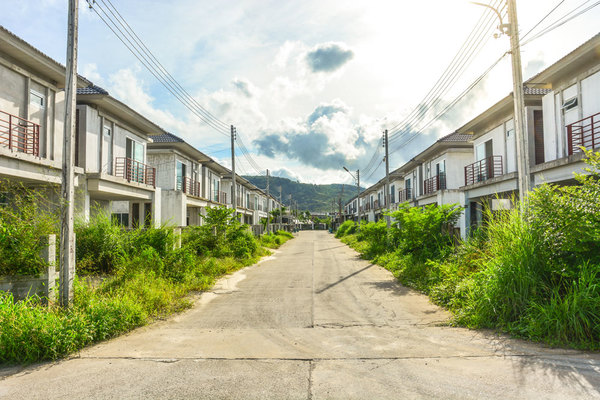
xmin=30 ymin=90 xmax=45 ymax=108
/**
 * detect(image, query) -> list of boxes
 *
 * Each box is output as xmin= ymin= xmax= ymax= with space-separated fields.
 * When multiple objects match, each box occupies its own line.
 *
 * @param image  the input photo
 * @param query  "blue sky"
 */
xmin=2 ymin=0 xmax=599 ymax=184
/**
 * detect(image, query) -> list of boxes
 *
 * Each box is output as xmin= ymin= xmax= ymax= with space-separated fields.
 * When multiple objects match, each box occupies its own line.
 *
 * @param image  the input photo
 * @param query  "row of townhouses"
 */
xmin=0 ymin=26 xmax=281 ymax=228
xmin=345 ymin=33 xmax=600 ymax=238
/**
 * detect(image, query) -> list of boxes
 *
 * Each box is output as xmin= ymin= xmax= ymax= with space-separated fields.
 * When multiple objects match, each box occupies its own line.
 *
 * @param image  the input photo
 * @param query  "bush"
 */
xmin=0 ymin=182 xmax=57 ymax=276
xmin=335 ymin=220 xmax=356 ymax=238
xmin=388 ymin=203 xmax=462 ymax=261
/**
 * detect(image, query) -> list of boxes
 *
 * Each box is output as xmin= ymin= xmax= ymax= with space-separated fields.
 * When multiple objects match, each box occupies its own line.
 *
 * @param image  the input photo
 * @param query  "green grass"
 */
xmin=0 ymin=209 xmax=294 ymax=364
xmin=337 ymin=152 xmax=600 ymax=351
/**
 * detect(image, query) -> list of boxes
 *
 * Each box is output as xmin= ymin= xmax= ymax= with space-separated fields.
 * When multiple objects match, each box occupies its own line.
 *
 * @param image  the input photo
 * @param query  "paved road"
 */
xmin=2 ymin=231 xmax=600 ymax=399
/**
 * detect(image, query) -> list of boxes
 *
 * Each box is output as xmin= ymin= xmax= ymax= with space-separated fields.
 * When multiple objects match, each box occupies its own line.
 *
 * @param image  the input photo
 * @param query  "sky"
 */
xmin=2 ymin=0 xmax=599 ymax=185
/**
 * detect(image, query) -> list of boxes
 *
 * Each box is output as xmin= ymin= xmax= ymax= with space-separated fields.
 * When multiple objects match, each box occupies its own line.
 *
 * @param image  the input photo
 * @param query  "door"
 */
xmin=534 ymin=110 xmax=545 ymax=165
xmin=126 ymin=138 xmax=144 ymax=182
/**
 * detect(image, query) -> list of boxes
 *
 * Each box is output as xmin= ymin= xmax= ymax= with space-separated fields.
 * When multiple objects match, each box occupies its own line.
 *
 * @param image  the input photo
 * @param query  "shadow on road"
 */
xmin=315 ymin=264 xmax=374 ymax=294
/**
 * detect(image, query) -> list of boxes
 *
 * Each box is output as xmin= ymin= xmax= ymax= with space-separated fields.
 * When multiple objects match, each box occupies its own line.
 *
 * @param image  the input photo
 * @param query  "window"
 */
xmin=30 ymin=90 xmax=45 ymax=108
xmin=562 ymin=97 xmax=578 ymax=111
xmin=390 ymin=185 xmax=395 ymax=203
xmin=111 ymin=213 xmax=129 ymax=227
xmin=176 ymin=161 xmax=186 ymax=191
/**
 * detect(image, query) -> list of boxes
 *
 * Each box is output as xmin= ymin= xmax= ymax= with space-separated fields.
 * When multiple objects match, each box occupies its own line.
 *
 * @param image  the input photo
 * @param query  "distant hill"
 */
xmin=243 ymin=175 xmax=363 ymax=213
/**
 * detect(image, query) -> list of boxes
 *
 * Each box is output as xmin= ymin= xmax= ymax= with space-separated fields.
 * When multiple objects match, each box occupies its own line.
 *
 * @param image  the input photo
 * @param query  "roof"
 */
xmin=526 ymin=33 xmax=600 ymax=86
xmin=77 ymin=84 xmax=109 ymax=95
xmin=149 ymin=132 xmax=185 ymax=143
xmin=523 ymin=87 xmax=551 ymax=96
xmin=0 ymin=25 xmax=90 ymax=87
xmin=438 ymin=131 xmax=473 ymax=142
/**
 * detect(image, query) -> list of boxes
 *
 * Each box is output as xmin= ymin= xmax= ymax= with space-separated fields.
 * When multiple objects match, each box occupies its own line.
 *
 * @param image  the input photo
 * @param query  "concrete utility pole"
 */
xmin=266 ymin=169 xmax=270 ymax=233
xmin=507 ymin=0 xmax=531 ymax=207
xmin=230 ymin=125 xmax=237 ymax=218
xmin=357 ymin=170 xmax=361 ymax=230
xmin=59 ymin=0 xmax=78 ymax=307
xmin=339 ymin=185 xmax=344 ymax=224
xmin=278 ymin=186 xmax=282 ymax=225
xmin=383 ymin=129 xmax=391 ymax=229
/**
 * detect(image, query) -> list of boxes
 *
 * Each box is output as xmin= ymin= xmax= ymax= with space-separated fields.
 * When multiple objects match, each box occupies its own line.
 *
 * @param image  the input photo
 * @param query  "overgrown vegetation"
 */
xmin=0 ymin=205 xmax=293 ymax=363
xmin=337 ymin=150 xmax=600 ymax=350
xmin=0 ymin=182 xmax=57 ymax=276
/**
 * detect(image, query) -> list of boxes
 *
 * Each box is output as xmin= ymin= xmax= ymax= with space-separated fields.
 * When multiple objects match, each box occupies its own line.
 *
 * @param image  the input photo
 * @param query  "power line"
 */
xmin=87 ymin=0 xmax=230 ymax=137
xmin=522 ymin=0 xmax=600 ymax=46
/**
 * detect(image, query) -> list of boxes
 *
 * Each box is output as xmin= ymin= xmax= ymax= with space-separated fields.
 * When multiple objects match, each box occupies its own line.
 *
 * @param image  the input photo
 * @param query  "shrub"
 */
xmin=388 ymin=203 xmax=462 ymax=261
xmin=335 ymin=220 xmax=356 ymax=238
xmin=0 ymin=182 xmax=57 ymax=276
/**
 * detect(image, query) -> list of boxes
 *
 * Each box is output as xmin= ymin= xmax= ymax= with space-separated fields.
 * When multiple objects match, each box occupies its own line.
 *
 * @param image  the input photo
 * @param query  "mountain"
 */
xmin=243 ymin=175 xmax=363 ymax=213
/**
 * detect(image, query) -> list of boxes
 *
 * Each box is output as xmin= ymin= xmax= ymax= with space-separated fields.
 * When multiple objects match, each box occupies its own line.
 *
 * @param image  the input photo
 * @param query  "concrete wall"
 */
xmin=148 ymin=152 xmax=176 ymax=190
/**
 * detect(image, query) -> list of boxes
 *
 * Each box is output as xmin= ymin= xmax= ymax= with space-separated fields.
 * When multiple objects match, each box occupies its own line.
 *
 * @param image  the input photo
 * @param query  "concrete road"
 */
xmin=2 ymin=231 xmax=600 ymax=399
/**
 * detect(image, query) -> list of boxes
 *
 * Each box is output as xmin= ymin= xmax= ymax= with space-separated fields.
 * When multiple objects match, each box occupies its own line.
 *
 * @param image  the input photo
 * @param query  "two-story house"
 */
xmin=457 ymin=87 xmax=547 ymax=233
xmin=147 ymin=132 xmax=229 ymax=226
xmin=528 ymin=33 xmax=600 ymax=186
xmin=0 ymin=26 xmax=88 ymax=212
xmin=76 ymin=85 xmax=161 ymax=228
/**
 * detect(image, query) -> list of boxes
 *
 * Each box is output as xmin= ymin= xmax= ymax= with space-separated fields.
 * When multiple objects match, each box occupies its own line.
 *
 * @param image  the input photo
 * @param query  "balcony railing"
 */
xmin=115 ymin=157 xmax=156 ymax=187
xmin=213 ymin=190 xmax=227 ymax=204
xmin=567 ymin=112 xmax=600 ymax=155
xmin=181 ymin=177 xmax=202 ymax=197
xmin=423 ymin=173 xmax=447 ymax=195
xmin=464 ymin=156 xmax=503 ymax=186
xmin=0 ymin=110 xmax=40 ymax=156
xmin=398 ymin=188 xmax=412 ymax=203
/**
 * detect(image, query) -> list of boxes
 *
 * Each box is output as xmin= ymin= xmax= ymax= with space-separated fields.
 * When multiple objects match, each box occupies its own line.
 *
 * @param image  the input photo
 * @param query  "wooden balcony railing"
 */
xmin=0 ymin=110 xmax=40 ymax=156
xmin=423 ymin=173 xmax=447 ymax=195
xmin=567 ymin=112 xmax=600 ymax=155
xmin=115 ymin=157 xmax=156 ymax=187
xmin=464 ymin=156 xmax=503 ymax=186
xmin=398 ymin=188 xmax=412 ymax=203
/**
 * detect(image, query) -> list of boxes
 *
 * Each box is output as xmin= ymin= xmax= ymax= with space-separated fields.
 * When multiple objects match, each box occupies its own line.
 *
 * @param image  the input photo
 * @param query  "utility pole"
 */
xmin=266 ymin=169 xmax=270 ymax=233
xmin=357 ymin=170 xmax=361 ymax=230
xmin=507 ymin=0 xmax=531 ymax=207
xmin=383 ymin=129 xmax=391 ymax=229
xmin=230 ymin=125 xmax=237 ymax=219
xmin=278 ymin=186 xmax=282 ymax=225
xmin=59 ymin=0 xmax=78 ymax=307
xmin=339 ymin=185 xmax=344 ymax=224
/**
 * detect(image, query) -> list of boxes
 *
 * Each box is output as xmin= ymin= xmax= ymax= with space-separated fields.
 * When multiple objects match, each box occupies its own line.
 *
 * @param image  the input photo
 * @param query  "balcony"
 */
xmin=398 ymin=188 xmax=412 ymax=203
xmin=423 ymin=173 xmax=447 ymax=195
xmin=567 ymin=112 xmax=600 ymax=155
xmin=179 ymin=177 xmax=202 ymax=198
xmin=212 ymin=190 xmax=227 ymax=204
xmin=0 ymin=110 xmax=40 ymax=157
xmin=464 ymin=156 xmax=503 ymax=186
xmin=114 ymin=157 xmax=156 ymax=187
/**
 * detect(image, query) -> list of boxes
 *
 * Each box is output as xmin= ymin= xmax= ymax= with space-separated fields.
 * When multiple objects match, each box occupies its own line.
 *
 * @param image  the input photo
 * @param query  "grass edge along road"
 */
xmin=0 ymin=205 xmax=293 ymax=365
xmin=337 ymin=149 xmax=600 ymax=352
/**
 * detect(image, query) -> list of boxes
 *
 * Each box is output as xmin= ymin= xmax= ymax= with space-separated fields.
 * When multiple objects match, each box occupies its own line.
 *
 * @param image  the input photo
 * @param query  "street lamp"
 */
xmin=343 ymin=167 xmax=361 ymax=230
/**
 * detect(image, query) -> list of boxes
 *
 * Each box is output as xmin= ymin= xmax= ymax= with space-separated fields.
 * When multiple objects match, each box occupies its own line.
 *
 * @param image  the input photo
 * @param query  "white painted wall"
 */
xmin=582 ymin=70 xmax=600 ymax=121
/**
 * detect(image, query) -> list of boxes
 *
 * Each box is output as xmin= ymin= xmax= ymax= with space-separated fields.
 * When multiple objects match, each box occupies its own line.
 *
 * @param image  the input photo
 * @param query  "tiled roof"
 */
xmin=149 ymin=132 xmax=185 ymax=143
xmin=523 ymin=87 xmax=551 ymax=96
xmin=438 ymin=131 xmax=472 ymax=142
xmin=77 ymin=84 xmax=109 ymax=95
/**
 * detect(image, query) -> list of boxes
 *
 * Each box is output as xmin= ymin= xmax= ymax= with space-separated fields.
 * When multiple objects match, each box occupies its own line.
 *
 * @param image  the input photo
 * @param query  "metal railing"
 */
xmin=179 ymin=177 xmax=202 ymax=197
xmin=398 ymin=188 xmax=412 ymax=203
xmin=423 ymin=173 xmax=447 ymax=195
xmin=567 ymin=112 xmax=600 ymax=155
xmin=213 ymin=190 xmax=227 ymax=204
xmin=464 ymin=156 xmax=503 ymax=186
xmin=0 ymin=110 xmax=40 ymax=157
xmin=115 ymin=157 xmax=156 ymax=187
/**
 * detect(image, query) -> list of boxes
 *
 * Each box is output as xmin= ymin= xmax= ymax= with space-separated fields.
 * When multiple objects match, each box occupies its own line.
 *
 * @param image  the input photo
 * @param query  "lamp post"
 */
xmin=343 ymin=167 xmax=361 ymax=231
